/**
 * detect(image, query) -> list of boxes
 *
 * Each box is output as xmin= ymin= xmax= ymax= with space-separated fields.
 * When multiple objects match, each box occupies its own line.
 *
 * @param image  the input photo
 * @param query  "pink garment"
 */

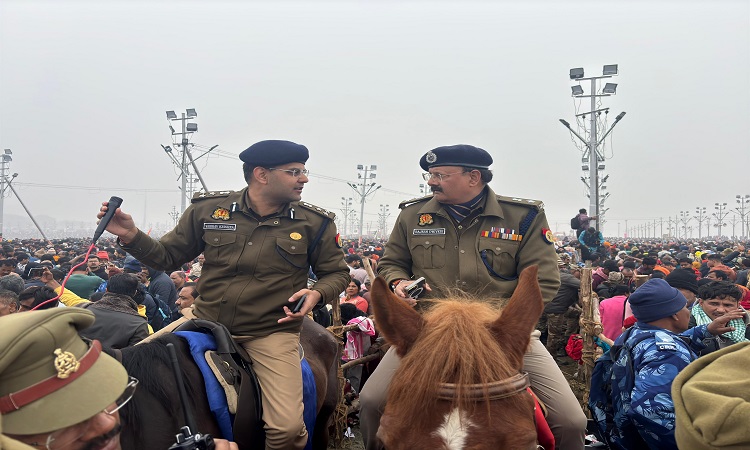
xmin=343 ymin=317 xmax=376 ymax=361
xmin=599 ymin=295 xmax=633 ymax=341
xmin=342 ymin=296 xmax=369 ymax=314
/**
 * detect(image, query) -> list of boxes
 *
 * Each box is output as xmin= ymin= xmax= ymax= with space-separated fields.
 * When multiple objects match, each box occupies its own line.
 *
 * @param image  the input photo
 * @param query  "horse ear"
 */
xmin=489 ymin=265 xmax=544 ymax=368
xmin=370 ymin=277 xmax=424 ymax=357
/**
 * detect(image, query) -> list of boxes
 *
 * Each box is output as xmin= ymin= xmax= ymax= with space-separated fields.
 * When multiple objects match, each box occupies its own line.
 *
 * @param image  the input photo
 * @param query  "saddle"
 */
xmin=172 ymin=319 xmax=265 ymax=448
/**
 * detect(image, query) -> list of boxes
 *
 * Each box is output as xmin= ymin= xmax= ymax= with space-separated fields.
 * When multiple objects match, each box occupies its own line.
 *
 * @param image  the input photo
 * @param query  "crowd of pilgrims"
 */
xmin=1 ymin=234 xmax=750 ymax=448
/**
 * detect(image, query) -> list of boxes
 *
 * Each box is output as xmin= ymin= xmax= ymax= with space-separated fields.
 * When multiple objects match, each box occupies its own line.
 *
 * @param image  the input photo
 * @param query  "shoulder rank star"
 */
xmin=211 ymin=207 xmax=231 ymax=221
xmin=542 ymin=228 xmax=555 ymax=245
xmin=418 ymin=214 xmax=433 ymax=226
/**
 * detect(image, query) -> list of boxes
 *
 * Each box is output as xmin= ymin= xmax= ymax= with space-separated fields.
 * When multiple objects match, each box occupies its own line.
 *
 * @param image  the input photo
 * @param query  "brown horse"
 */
xmin=370 ymin=265 xmax=544 ymax=450
xmin=116 ymin=317 xmax=340 ymax=450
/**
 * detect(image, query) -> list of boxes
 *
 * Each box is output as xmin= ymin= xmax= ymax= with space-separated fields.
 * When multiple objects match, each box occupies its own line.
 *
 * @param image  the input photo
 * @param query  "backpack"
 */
xmin=588 ymin=327 xmax=652 ymax=450
xmin=570 ymin=214 xmax=582 ymax=230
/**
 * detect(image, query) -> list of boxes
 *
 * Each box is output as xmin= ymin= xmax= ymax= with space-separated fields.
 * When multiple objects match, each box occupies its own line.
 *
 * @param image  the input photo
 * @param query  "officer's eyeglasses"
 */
xmin=37 ymin=377 xmax=139 ymax=450
xmin=269 ymin=168 xmax=310 ymax=178
xmin=422 ymin=171 xmax=466 ymax=182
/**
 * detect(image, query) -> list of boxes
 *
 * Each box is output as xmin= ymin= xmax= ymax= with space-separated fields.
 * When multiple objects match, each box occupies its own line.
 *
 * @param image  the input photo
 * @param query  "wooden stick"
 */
xmin=361 ymin=257 xmax=377 ymax=283
xmin=579 ymin=265 xmax=595 ymax=418
xmin=340 ymin=353 xmax=383 ymax=370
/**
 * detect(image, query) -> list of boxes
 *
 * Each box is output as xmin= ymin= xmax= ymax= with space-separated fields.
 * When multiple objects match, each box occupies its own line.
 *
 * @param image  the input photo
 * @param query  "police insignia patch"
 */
xmin=418 ymin=214 xmax=433 ymax=226
xmin=542 ymin=228 xmax=555 ymax=245
xmin=290 ymin=232 xmax=302 ymax=240
xmin=53 ymin=348 xmax=80 ymax=379
xmin=211 ymin=207 xmax=231 ymax=221
xmin=425 ymin=151 xmax=437 ymax=164
xmin=335 ymin=233 xmax=343 ymax=248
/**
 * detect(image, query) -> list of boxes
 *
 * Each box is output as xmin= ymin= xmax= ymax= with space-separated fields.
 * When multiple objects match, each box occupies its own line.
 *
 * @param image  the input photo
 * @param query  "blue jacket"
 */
xmin=611 ymin=322 xmax=709 ymax=450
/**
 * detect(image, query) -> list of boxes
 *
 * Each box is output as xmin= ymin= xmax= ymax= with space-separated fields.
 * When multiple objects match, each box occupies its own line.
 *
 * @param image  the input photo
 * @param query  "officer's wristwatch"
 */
xmin=390 ymin=279 xmax=406 ymax=292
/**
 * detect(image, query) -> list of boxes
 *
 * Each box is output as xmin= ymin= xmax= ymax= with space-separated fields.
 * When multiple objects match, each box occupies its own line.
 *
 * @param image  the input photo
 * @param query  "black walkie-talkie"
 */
xmin=167 ymin=343 xmax=216 ymax=450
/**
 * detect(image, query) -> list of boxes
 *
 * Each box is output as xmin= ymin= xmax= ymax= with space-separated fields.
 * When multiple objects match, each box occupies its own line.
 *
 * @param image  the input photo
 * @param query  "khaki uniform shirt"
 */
xmin=378 ymin=187 xmax=560 ymax=303
xmin=120 ymin=188 xmax=350 ymax=336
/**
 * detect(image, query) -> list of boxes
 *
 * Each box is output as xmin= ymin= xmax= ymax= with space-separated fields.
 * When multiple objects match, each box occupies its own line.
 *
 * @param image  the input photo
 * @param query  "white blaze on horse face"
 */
xmin=432 ymin=408 xmax=474 ymax=450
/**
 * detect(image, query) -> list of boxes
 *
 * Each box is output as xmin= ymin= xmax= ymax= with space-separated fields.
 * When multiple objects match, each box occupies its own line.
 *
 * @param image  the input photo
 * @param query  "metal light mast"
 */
xmin=163 ymin=109 xmax=217 ymax=214
xmin=560 ymin=64 xmax=626 ymax=234
xmin=713 ymin=202 xmax=729 ymax=237
xmin=0 ymin=149 xmax=12 ymax=239
xmin=736 ymin=194 xmax=750 ymax=238
xmin=694 ymin=207 xmax=707 ymax=239
xmin=348 ymin=165 xmax=380 ymax=243
xmin=340 ymin=197 xmax=353 ymax=237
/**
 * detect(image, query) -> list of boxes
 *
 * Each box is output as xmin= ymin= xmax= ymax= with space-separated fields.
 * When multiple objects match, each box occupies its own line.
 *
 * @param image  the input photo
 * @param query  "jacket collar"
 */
xmin=216 ymin=188 xmax=307 ymax=221
xmin=417 ymin=186 xmax=505 ymax=220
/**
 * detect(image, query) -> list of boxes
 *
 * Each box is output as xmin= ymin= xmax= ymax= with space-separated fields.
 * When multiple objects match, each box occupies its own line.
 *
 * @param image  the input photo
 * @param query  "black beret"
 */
xmin=419 ymin=144 xmax=493 ymax=171
xmin=239 ymin=140 xmax=309 ymax=167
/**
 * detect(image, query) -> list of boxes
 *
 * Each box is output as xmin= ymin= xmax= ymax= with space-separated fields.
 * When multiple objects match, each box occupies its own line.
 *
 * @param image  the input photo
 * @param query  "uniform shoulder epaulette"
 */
xmin=398 ymin=195 xmax=432 ymax=210
xmin=297 ymin=201 xmax=336 ymax=219
xmin=191 ymin=191 xmax=234 ymax=203
xmin=496 ymin=195 xmax=544 ymax=210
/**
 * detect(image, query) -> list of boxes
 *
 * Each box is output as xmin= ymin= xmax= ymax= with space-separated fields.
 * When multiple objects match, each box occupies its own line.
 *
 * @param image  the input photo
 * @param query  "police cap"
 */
xmin=419 ymin=144 xmax=493 ymax=171
xmin=0 ymin=308 xmax=128 ymax=435
xmin=239 ymin=140 xmax=309 ymax=167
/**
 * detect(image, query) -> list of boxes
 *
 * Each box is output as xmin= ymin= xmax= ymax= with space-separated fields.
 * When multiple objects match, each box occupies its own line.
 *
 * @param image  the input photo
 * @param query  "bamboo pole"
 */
xmin=578 ymin=265 xmax=597 ymax=417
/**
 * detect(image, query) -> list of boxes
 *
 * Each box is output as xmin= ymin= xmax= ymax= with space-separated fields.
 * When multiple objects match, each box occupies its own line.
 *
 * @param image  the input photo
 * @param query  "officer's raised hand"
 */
xmin=97 ymin=201 xmax=138 ymax=243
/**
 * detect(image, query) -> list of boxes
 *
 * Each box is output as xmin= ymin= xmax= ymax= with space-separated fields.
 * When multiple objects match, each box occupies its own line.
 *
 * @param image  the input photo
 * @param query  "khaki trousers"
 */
xmin=139 ymin=315 xmax=307 ymax=450
xmin=359 ymin=330 xmax=586 ymax=450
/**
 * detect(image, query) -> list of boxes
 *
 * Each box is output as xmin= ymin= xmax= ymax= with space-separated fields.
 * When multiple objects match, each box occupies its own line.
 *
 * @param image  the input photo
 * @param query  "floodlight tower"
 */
xmin=680 ymin=211 xmax=692 ymax=239
xmin=713 ymin=202 xmax=729 ymax=237
xmin=163 ymin=109 xmax=217 ymax=214
xmin=378 ymin=204 xmax=390 ymax=237
xmin=0 ymin=149 xmax=12 ymax=238
xmin=340 ymin=197 xmax=353 ymax=237
xmin=694 ymin=207 xmax=707 ymax=238
xmin=348 ymin=165 xmax=380 ymax=242
xmin=560 ymin=65 xmax=626 ymax=234
xmin=736 ymin=194 xmax=750 ymax=238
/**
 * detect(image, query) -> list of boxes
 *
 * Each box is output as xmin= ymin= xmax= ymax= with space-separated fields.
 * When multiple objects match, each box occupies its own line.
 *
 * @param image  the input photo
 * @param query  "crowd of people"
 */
xmin=1 ymin=139 xmax=749 ymax=449
xmin=547 ymin=231 xmax=750 ymax=449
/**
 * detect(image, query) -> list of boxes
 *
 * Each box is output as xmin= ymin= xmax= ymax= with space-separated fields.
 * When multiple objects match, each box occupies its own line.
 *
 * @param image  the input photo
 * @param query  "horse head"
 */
xmin=371 ymin=266 xmax=544 ymax=450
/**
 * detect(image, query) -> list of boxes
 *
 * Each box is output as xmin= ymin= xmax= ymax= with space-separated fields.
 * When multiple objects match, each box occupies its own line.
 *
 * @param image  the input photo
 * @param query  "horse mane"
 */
xmin=119 ymin=334 xmax=205 ymax=438
xmin=388 ymin=298 xmax=527 ymax=429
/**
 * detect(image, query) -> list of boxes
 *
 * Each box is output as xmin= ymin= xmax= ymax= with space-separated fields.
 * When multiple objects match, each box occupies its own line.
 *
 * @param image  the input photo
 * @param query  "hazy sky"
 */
xmin=1 ymin=0 xmax=748 ymax=239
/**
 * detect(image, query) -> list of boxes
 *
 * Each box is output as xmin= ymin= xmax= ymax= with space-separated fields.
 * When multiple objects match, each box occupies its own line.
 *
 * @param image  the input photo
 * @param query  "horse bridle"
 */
xmin=436 ymin=372 xmax=530 ymax=401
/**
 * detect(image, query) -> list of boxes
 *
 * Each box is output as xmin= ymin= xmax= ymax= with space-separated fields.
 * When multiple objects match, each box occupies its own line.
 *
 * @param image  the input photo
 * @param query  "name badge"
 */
xmin=413 ymin=228 xmax=446 ymax=235
xmin=655 ymin=341 xmax=677 ymax=351
xmin=203 ymin=223 xmax=237 ymax=231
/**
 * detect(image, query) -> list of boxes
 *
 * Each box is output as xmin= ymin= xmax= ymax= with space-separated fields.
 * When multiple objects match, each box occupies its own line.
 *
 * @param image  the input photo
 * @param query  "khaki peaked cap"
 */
xmin=0 ymin=308 xmax=127 ymax=435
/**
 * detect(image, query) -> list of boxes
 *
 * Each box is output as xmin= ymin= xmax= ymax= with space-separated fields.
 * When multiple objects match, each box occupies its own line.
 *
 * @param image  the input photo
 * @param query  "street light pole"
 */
xmin=340 ymin=197 xmax=353 ymax=237
xmin=713 ymin=202 xmax=728 ymax=237
xmin=0 ymin=149 xmax=12 ymax=239
xmin=679 ymin=211 xmax=691 ymax=239
xmin=165 ymin=109 xmax=217 ymax=214
xmin=349 ymin=165 xmax=380 ymax=243
xmin=736 ymin=194 xmax=750 ymax=238
xmin=560 ymin=65 xmax=626 ymax=235
xmin=694 ymin=207 xmax=707 ymax=239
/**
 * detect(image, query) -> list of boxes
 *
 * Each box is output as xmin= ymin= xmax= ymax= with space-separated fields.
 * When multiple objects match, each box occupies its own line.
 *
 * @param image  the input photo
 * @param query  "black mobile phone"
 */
xmin=292 ymin=294 xmax=308 ymax=314
xmin=404 ymin=277 xmax=426 ymax=299
xmin=28 ymin=268 xmax=45 ymax=278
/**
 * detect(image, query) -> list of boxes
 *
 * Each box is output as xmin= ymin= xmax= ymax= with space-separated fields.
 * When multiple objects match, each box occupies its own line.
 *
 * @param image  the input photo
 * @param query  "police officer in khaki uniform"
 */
xmin=0 ymin=308 xmax=239 ymax=450
xmin=360 ymin=144 xmax=587 ymax=450
xmin=98 ymin=140 xmax=350 ymax=450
